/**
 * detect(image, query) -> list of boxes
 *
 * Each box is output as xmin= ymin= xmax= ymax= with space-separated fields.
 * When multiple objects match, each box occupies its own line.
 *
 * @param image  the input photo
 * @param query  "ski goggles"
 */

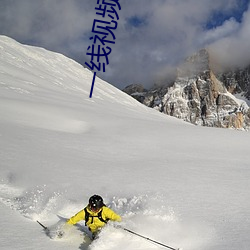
xmin=89 ymin=205 xmax=101 ymax=212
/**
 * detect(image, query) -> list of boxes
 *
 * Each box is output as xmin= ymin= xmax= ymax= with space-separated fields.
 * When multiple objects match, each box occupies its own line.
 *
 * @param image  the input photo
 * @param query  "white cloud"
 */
xmin=200 ymin=17 xmax=240 ymax=45
xmin=209 ymin=5 xmax=250 ymax=68
xmin=0 ymin=0 xmax=249 ymax=88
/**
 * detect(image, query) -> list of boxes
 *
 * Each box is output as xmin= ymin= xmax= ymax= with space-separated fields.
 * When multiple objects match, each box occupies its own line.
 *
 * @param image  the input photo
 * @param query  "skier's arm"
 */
xmin=67 ymin=209 xmax=85 ymax=225
xmin=104 ymin=207 xmax=122 ymax=222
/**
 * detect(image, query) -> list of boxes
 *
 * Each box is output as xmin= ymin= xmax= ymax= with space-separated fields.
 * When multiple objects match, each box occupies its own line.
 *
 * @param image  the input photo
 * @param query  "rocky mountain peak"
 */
xmin=123 ymin=49 xmax=250 ymax=130
xmin=177 ymin=49 xmax=210 ymax=78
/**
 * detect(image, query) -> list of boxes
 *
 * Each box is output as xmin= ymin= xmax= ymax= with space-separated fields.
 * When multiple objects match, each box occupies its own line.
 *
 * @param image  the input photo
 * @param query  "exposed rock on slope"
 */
xmin=124 ymin=49 xmax=250 ymax=130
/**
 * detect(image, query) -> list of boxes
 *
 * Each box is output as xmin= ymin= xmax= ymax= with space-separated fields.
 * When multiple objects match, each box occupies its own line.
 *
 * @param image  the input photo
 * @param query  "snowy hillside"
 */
xmin=0 ymin=36 xmax=250 ymax=250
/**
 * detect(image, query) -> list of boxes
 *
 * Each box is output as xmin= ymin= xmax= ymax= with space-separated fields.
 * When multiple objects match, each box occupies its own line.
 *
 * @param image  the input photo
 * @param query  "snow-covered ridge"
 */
xmin=0 ymin=35 xmax=152 ymax=134
xmin=0 ymin=35 xmax=144 ymax=107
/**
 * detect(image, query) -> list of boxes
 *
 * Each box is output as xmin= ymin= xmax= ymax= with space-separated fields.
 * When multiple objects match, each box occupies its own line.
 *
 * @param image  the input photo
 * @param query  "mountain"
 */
xmin=1 ymin=36 xmax=250 ymax=250
xmin=217 ymin=66 xmax=250 ymax=99
xmin=123 ymin=49 xmax=250 ymax=130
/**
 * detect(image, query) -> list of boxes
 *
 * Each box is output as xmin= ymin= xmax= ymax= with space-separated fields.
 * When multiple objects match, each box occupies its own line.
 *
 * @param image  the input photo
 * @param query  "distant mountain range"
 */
xmin=123 ymin=49 xmax=250 ymax=130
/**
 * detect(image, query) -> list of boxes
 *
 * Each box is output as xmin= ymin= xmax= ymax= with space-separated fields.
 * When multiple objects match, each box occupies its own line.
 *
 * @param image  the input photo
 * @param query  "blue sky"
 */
xmin=0 ymin=0 xmax=249 ymax=89
xmin=206 ymin=0 xmax=249 ymax=29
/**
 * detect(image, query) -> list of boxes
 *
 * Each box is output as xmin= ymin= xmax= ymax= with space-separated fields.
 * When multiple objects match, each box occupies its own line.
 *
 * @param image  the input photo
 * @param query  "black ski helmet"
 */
xmin=89 ymin=195 xmax=104 ymax=210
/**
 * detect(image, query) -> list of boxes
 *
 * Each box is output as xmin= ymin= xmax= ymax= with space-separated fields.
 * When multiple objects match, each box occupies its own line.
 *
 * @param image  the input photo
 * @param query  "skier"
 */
xmin=66 ymin=194 xmax=121 ymax=239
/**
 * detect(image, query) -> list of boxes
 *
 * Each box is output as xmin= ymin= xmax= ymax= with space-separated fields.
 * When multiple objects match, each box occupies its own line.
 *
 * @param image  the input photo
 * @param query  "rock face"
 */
xmin=124 ymin=49 xmax=250 ymax=130
xmin=217 ymin=66 xmax=250 ymax=100
xmin=123 ymin=84 xmax=147 ymax=103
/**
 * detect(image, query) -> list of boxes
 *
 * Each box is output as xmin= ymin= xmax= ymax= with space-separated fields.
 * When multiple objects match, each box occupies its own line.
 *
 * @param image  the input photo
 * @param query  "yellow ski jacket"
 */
xmin=67 ymin=206 xmax=121 ymax=233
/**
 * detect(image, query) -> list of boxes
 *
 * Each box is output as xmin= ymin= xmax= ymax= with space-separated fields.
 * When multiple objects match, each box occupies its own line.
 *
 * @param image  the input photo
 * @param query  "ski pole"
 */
xmin=37 ymin=220 xmax=48 ymax=231
xmin=122 ymin=227 xmax=180 ymax=250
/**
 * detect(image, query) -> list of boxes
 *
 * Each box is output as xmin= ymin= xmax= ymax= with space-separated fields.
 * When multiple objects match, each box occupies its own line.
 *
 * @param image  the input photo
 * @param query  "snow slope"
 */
xmin=0 ymin=35 xmax=250 ymax=250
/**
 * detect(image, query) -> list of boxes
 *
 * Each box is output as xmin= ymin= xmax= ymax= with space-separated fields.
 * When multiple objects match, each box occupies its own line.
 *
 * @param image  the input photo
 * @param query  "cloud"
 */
xmin=0 ymin=0 xmax=249 ymax=89
xmin=0 ymin=1 xmax=95 ymax=52
xmin=209 ymin=4 xmax=250 ymax=69
xmin=112 ymin=0 xmax=248 ymax=87
xmin=200 ymin=17 xmax=240 ymax=45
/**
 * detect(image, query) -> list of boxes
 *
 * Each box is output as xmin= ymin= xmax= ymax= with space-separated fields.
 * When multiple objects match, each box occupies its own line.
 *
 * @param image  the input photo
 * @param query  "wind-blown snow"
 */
xmin=0 ymin=36 xmax=250 ymax=250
